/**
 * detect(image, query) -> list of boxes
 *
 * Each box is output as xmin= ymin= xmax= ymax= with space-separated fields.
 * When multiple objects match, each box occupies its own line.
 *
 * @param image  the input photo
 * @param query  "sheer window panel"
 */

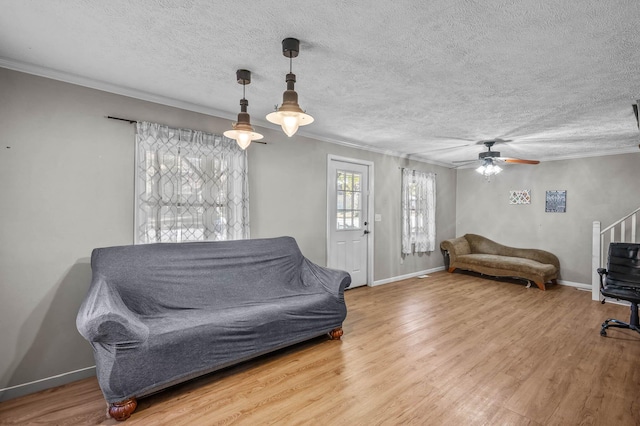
xmin=401 ymin=169 xmax=436 ymax=254
xmin=135 ymin=121 xmax=249 ymax=244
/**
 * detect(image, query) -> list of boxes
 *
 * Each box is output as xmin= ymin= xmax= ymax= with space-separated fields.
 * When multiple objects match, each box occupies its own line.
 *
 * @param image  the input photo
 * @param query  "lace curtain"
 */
xmin=135 ymin=121 xmax=249 ymax=243
xmin=401 ymin=169 xmax=436 ymax=254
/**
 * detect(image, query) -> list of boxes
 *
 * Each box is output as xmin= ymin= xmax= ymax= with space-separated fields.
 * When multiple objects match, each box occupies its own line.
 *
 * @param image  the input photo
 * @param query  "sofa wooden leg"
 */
xmin=534 ymin=281 xmax=546 ymax=291
xmin=108 ymin=397 xmax=137 ymax=421
xmin=328 ymin=327 xmax=343 ymax=340
xmin=447 ymin=267 xmax=456 ymax=273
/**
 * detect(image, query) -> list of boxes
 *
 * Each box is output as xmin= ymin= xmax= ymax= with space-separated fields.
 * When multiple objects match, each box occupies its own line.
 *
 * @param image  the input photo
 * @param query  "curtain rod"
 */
xmin=106 ymin=116 xmax=267 ymax=144
xmin=107 ymin=116 xmax=136 ymax=124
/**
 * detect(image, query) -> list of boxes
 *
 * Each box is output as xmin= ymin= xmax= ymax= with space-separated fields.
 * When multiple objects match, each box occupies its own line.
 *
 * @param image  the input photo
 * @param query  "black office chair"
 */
xmin=599 ymin=242 xmax=640 ymax=337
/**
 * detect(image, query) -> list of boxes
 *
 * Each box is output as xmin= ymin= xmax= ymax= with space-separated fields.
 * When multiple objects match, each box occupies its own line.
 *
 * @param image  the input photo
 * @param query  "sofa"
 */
xmin=76 ymin=236 xmax=349 ymax=421
xmin=440 ymin=234 xmax=559 ymax=290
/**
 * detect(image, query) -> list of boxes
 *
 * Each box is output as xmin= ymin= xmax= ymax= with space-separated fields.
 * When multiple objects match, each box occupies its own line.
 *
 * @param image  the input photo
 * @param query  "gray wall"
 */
xmin=456 ymin=153 xmax=640 ymax=284
xmin=0 ymin=68 xmax=456 ymax=398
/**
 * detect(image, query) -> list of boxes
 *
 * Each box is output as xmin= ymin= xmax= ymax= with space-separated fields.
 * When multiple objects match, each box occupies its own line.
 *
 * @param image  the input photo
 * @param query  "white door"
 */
xmin=327 ymin=157 xmax=372 ymax=288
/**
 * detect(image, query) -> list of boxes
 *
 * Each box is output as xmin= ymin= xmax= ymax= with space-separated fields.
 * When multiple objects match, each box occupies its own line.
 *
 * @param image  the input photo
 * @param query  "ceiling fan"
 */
xmin=455 ymin=140 xmax=540 ymax=165
xmin=454 ymin=141 xmax=540 ymax=179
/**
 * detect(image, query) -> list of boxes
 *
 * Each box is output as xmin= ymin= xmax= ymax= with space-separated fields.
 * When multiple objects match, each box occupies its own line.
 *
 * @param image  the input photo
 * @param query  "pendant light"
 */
xmin=266 ymin=38 xmax=314 ymax=137
xmin=224 ymin=69 xmax=263 ymax=150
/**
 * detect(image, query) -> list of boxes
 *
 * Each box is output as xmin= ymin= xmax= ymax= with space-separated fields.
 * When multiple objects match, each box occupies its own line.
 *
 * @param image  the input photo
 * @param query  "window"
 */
xmin=336 ymin=170 xmax=362 ymax=230
xmin=135 ymin=122 xmax=249 ymax=243
xmin=401 ymin=169 xmax=436 ymax=254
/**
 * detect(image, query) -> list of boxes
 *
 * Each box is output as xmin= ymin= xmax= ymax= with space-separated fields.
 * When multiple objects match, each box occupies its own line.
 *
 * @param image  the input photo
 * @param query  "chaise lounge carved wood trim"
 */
xmin=440 ymin=234 xmax=559 ymax=290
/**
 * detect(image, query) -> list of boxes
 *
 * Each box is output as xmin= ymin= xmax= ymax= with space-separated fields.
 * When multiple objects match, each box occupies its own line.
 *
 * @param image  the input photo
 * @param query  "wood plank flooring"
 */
xmin=1 ymin=271 xmax=639 ymax=425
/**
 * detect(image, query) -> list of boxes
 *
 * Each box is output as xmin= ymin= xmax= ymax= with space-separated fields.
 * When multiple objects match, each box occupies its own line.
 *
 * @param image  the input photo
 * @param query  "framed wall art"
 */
xmin=509 ymin=189 xmax=531 ymax=205
xmin=545 ymin=190 xmax=567 ymax=212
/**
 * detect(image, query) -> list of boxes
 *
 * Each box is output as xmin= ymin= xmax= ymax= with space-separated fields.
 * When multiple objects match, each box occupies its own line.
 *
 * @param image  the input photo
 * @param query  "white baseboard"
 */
xmin=0 ymin=365 xmax=96 ymax=402
xmin=602 ymin=298 xmax=631 ymax=306
xmin=372 ymin=273 xmax=593 ymax=291
xmin=556 ymin=281 xmax=632 ymax=305
xmin=557 ymin=280 xmax=591 ymax=291
xmin=370 ymin=275 xmax=631 ymax=309
xmin=557 ymin=281 xmax=631 ymax=305
xmin=372 ymin=266 xmax=446 ymax=287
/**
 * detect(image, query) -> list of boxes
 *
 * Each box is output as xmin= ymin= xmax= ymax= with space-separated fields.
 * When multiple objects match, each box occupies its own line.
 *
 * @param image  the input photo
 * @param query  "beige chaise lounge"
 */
xmin=440 ymin=234 xmax=559 ymax=290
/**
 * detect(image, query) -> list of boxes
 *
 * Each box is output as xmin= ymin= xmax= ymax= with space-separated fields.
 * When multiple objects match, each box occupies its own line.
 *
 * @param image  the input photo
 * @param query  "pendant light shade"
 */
xmin=224 ymin=69 xmax=263 ymax=150
xmin=266 ymin=38 xmax=314 ymax=137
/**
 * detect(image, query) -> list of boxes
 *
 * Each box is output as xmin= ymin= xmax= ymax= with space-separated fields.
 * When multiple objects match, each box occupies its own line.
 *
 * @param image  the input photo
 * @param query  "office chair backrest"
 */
xmin=605 ymin=243 xmax=640 ymax=289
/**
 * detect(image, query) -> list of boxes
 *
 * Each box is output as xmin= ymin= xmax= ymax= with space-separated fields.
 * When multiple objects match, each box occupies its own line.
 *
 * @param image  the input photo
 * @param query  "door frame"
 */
xmin=326 ymin=154 xmax=375 ymax=287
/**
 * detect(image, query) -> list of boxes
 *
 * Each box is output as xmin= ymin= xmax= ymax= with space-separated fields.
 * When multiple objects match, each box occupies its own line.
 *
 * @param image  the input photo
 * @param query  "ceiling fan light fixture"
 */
xmin=266 ymin=38 xmax=314 ymax=137
xmin=476 ymin=158 xmax=502 ymax=179
xmin=224 ymin=69 xmax=263 ymax=150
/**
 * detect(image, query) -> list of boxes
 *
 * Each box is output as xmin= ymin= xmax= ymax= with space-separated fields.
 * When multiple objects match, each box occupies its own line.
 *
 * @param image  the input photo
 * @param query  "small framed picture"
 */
xmin=545 ymin=190 xmax=566 ymax=212
xmin=509 ymin=190 xmax=531 ymax=205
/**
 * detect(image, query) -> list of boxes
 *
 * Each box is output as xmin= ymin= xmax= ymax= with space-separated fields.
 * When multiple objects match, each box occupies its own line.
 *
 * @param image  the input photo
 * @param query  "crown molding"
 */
xmin=1 ymin=58 xmax=450 ymax=168
xmin=455 ymin=146 xmax=640 ymax=170
xmin=5 ymin=58 xmax=634 ymax=169
xmin=0 ymin=58 xmax=238 ymax=122
xmin=294 ymin=128 xmax=453 ymax=168
xmin=535 ymin=146 xmax=640 ymax=162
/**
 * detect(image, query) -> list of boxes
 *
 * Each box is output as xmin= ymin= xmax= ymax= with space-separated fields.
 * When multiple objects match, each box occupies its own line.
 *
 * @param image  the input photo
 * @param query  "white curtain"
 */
xmin=135 ymin=121 xmax=249 ymax=244
xmin=401 ymin=169 xmax=436 ymax=254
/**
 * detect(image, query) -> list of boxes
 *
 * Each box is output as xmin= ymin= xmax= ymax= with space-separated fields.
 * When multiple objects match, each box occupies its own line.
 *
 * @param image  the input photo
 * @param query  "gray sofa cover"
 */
xmin=76 ymin=236 xmax=349 ymax=420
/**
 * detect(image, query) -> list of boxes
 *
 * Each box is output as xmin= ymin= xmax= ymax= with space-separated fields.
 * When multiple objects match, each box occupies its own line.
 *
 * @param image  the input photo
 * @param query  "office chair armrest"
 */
xmin=597 ymin=268 xmax=608 ymax=289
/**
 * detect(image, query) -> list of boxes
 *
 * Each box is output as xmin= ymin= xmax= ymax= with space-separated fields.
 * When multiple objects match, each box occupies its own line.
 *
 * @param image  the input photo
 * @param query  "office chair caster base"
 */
xmin=600 ymin=318 xmax=640 ymax=337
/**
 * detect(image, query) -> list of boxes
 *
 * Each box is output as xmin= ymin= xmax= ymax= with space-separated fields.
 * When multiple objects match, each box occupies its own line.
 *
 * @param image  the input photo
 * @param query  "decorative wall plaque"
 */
xmin=545 ymin=190 xmax=567 ymax=212
xmin=509 ymin=189 xmax=531 ymax=205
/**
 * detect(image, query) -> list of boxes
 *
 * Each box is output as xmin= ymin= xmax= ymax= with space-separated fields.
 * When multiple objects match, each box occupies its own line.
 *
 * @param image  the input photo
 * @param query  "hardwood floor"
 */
xmin=1 ymin=271 xmax=639 ymax=425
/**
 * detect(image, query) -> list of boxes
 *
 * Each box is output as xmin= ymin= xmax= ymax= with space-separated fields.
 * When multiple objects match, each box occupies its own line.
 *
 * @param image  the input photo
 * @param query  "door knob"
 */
xmin=364 ymin=230 xmax=370 ymax=235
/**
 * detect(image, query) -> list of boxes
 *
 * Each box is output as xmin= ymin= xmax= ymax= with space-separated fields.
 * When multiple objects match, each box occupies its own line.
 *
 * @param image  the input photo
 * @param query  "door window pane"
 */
xmin=336 ymin=170 xmax=363 ymax=230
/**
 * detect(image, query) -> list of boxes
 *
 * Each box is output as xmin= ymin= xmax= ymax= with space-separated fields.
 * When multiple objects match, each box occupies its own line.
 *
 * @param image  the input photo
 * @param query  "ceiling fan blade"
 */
xmin=452 ymin=159 xmax=478 ymax=164
xmin=500 ymin=158 xmax=540 ymax=164
xmin=433 ymin=136 xmax=477 ymax=142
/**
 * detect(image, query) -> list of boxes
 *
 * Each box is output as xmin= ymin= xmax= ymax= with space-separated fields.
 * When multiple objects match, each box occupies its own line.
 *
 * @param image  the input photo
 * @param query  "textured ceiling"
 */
xmin=1 ymin=0 xmax=639 ymax=167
